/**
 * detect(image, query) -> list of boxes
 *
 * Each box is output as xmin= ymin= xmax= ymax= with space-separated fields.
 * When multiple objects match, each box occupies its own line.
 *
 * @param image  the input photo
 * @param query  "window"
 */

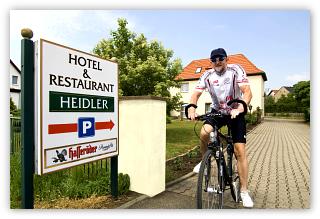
xmin=195 ymin=67 xmax=202 ymax=74
xmin=205 ymin=103 xmax=212 ymax=113
xmin=181 ymin=103 xmax=188 ymax=118
xmin=180 ymin=82 xmax=189 ymax=93
xmin=12 ymin=76 xmax=18 ymax=85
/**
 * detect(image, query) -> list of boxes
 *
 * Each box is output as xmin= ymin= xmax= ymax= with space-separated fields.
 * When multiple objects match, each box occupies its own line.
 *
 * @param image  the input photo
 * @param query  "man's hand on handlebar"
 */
xmin=230 ymin=102 xmax=244 ymax=119
xmin=188 ymin=107 xmax=197 ymax=121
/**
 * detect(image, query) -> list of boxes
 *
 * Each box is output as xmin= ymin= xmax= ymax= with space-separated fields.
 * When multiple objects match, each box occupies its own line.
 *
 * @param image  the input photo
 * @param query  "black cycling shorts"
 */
xmin=203 ymin=113 xmax=246 ymax=144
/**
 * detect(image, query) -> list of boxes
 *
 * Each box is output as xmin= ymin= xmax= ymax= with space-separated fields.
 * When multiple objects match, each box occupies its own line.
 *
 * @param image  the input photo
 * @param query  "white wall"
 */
xmin=248 ymin=75 xmax=265 ymax=115
xmin=118 ymin=96 xmax=166 ymax=197
xmin=10 ymin=65 xmax=21 ymax=89
xmin=10 ymin=63 xmax=21 ymax=109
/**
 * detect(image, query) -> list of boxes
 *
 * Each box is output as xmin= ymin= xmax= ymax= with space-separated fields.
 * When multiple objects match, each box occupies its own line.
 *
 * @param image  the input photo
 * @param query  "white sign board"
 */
xmin=35 ymin=39 xmax=118 ymax=175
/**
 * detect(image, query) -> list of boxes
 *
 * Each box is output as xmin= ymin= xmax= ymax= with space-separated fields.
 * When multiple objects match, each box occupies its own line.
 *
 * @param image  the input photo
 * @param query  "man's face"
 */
xmin=211 ymin=56 xmax=227 ymax=74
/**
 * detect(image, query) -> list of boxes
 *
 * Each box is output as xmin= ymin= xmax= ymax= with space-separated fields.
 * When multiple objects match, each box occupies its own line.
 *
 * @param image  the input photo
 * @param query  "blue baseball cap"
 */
xmin=210 ymin=48 xmax=227 ymax=61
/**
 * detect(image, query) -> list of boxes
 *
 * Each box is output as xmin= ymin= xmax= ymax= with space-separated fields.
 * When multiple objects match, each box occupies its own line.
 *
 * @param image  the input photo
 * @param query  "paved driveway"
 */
xmin=128 ymin=118 xmax=310 ymax=209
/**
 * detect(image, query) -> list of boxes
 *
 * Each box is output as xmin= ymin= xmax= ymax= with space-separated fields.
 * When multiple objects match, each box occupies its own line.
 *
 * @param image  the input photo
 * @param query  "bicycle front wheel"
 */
xmin=196 ymin=150 xmax=224 ymax=209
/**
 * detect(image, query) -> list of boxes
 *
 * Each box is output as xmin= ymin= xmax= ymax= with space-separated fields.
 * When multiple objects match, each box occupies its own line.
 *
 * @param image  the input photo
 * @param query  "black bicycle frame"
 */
xmin=209 ymin=124 xmax=235 ymax=189
xmin=225 ymin=126 xmax=234 ymax=181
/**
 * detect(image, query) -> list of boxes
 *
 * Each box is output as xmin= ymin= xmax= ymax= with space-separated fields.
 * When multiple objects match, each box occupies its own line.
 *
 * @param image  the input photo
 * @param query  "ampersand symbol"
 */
xmin=83 ymin=69 xmax=91 ymax=79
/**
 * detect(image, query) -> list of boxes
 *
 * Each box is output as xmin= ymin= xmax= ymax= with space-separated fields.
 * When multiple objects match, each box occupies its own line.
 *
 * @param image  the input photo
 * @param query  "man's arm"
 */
xmin=230 ymin=84 xmax=252 ymax=119
xmin=239 ymin=84 xmax=252 ymax=106
xmin=188 ymin=91 xmax=202 ymax=120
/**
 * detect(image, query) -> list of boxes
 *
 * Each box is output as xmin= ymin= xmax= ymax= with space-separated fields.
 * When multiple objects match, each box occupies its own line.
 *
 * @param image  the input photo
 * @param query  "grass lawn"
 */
xmin=166 ymin=119 xmax=202 ymax=160
xmin=166 ymin=119 xmax=228 ymax=160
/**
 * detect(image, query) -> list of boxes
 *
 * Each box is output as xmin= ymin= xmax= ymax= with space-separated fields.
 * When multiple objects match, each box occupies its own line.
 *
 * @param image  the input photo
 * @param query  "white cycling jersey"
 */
xmin=195 ymin=63 xmax=250 ymax=115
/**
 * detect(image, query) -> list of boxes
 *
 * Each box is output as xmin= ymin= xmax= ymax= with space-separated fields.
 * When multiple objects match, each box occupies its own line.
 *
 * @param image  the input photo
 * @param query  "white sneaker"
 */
xmin=240 ymin=191 xmax=254 ymax=208
xmin=193 ymin=162 xmax=201 ymax=173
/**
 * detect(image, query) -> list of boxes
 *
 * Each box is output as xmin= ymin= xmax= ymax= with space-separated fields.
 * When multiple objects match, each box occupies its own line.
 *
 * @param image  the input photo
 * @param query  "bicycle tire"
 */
xmin=196 ymin=150 xmax=224 ymax=209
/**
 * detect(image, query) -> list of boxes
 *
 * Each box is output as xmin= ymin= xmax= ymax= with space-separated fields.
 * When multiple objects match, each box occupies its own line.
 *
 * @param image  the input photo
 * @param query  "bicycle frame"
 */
xmin=208 ymin=124 xmax=235 ymax=190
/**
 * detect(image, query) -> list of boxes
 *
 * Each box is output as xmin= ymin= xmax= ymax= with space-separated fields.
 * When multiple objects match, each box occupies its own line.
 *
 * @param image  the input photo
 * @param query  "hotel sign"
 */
xmin=35 ymin=39 xmax=118 ymax=175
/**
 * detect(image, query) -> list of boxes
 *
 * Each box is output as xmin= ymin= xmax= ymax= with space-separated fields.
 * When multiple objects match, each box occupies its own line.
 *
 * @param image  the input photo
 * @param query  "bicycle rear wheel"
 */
xmin=196 ymin=150 xmax=224 ymax=209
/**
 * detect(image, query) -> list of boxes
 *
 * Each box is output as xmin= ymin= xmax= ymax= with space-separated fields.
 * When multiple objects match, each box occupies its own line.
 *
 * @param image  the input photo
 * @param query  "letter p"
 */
xmin=83 ymin=121 xmax=92 ymax=134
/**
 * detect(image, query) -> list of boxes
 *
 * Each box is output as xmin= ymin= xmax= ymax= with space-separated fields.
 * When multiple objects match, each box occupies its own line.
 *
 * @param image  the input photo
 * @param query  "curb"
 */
xmin=165 ymin=171 xmax=196 ymax=188
xmin=116 ymin=194 xmax=149 ymax=209
xmin=117 ymin=171 xmax=196 ymax=209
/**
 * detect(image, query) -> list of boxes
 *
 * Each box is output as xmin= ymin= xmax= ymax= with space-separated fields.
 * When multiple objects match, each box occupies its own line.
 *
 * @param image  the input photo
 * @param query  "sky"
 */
xmin=10 ymin=10 xmax=310 ymax=92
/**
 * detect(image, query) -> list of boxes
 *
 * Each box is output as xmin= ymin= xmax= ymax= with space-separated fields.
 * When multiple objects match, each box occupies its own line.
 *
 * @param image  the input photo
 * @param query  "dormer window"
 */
xmin=195 ymin=67 xmax=202 ymax=74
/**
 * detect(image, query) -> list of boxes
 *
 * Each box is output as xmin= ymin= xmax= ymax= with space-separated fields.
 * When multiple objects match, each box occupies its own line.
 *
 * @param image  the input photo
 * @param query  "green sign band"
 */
xmin=49 ymin=91 xmax=114 ymax=112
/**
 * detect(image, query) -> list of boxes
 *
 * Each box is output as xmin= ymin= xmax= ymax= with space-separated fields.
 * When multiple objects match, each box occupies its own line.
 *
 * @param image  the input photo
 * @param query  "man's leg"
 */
xmin=199 ymin=124 xmax=213 ymax=157
xmin=234 ymin=142 xmax=253 ymax=207
xmin=234 ymin=142 xmax=249 ymax=191
xmin=193 ymin=124 xmax=213 ymax=173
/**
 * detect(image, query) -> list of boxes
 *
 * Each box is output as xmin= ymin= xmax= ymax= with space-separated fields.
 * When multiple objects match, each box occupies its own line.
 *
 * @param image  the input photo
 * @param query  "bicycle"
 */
xmin=185 ymin=99 xmax=247 ymax=209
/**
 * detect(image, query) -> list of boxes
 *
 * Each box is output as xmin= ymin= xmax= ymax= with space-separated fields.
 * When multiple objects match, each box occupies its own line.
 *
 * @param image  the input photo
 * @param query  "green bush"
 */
xmin=172 ymin=156 xmax=183 ymax=170
xmin=166 ymin=115 xmax=172 ymax=124
xmin=10 ymin=153 xmax=21 ymax=208
xmin=245 ymin=114 xmax=257 ymax=125
xmin=187 ymin=148 xmax=199 ymax=159
xmin=118 ymin=173 xmax=130 ymax=195
xmin=304 ymin=108 xmax=310 ymax=122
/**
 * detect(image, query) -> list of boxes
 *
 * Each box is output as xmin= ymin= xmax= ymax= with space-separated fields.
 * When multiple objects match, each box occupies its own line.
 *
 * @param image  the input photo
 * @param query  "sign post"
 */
xmin=21 ymin=28 xmax=35 ymax=209
xmin=111 ymin=156 xmax=118 ymax=197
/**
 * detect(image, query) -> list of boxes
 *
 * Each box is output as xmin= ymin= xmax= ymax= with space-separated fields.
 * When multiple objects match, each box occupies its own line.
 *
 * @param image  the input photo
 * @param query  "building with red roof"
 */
xmin=170 ymin=54 xmax=267 ymax=117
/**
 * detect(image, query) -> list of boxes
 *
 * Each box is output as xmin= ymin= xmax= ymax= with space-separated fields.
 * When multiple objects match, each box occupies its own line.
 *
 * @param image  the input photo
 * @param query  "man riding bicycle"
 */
xmin=187 ymin=48 xmax=254 ymax=208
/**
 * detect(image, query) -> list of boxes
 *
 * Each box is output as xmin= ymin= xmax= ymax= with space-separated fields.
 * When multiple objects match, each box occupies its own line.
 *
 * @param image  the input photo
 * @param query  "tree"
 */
xmin=92 ymin=18 xmax=183 ymax=114
xmin=10 ymin=97 xmax=20 ymax=116
xmin=293 ymin=80 xmax=310 ymax=108
xmin=293 ymin=80 xmax=310 ymax=121
xmin=264 ymin=96 xmax=276 ymax=113
xmin=276 ymin=93 xmax=298 ymax=112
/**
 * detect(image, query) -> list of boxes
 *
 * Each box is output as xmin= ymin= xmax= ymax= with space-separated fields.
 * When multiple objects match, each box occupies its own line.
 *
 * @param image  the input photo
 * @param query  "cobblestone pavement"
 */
xmin=166 ymin=118 xmax=310 ymax=209
xmin=167 ymin=119 xmax=311 ymax=208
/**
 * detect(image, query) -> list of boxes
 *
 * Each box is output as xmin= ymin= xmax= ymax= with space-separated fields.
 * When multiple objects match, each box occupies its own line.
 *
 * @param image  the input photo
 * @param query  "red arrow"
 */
xmin=48 ymin=120 xmax=115 ymax=134
xmin=96 ymin=120 xmax=115 ymax=131
xmin=48 ymin=123 xmax=77 ymax=134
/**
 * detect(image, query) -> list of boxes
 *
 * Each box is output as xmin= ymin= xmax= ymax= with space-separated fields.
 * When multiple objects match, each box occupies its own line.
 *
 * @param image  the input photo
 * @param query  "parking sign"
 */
xmin=78 ymin=117 xmax=95 ymax=138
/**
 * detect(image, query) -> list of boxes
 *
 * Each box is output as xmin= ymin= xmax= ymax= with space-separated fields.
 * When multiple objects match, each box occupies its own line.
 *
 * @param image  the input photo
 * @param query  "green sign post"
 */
xmin=21 ymin=28 xmax=35 ymax=209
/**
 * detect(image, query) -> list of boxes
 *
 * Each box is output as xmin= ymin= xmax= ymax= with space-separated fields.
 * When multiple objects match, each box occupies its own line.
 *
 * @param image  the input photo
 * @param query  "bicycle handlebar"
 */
xmin=185 ymin=99 xmax=248 ymax=120
xmin=227 ymin=99 xmax=248 ymax=115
